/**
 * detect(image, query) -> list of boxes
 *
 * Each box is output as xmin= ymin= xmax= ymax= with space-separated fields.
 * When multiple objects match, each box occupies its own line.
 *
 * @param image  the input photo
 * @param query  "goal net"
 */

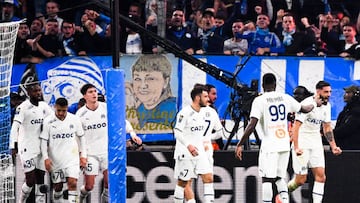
xmin=0 ymin=20 xmax=22 ymax=202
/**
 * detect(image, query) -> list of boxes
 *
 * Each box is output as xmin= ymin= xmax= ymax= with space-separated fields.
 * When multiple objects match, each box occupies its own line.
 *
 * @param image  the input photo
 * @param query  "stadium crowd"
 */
xmin=1 ymin=0 xmax=360 ymax=63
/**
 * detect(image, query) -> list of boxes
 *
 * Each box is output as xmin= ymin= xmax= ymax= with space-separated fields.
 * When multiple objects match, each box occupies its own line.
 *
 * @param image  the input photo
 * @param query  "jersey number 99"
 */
xmin=269 ymin=104 xmax=286 ymax=121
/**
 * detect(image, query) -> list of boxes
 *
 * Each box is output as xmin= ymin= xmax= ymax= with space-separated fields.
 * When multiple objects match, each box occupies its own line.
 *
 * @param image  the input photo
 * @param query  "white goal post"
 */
xmin=0 ymin=20 xmax=22 ymax=203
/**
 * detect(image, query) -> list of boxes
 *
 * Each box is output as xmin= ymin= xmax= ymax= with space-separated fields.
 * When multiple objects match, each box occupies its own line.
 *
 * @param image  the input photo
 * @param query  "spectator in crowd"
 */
xmin=188 ymin=9 xmax=203 ymax=38
xmin=0 ymin=0 xmax=20 ymax=22
xmin=145 ymin=0 xmax=158 ymax=27
xmin=61 ymin=19 xmax=86 ymax=56
xmin=166 ymin=8 xmax=200 ymax=55
xmin=338 ymin=23 xmax=358 ymax=57
xmin=128 ymin=2 xmax=145 ymax=25
xmin=235 ymin=13 xmax=284 ymax=55
xmin=333 ymin=85 xmax=360 ymax=150
xmin=32 ymin=18 xmax=65 ymax=58
xmin=120 ymin=15 xmax=154 ymax=54
xmin=223 ymin=19 xmax=248 ymax=55
xmin=196 ymin=9 xmax=225 ymax=54
xmin=173 ymin=84 xmax=215 ymax=203
xmin=45 ymin=0 xmax=63 ymax=30
xmin=14 ymin=22 xmax=41 ymax=64
xmin=78 ymin=17 xmax=107 ymax=55
xmin=29 ymin=18 xmax=44 ymax=38
xmin=321 ymin=13 xmax=358 ymax=56
xmin=40 ymin=97 xmax=87 ymax=202
xmin=275 ymin=13 xmax=316 ymax=56
xmin=288 ymin=81 xmax=342 ymax=203
xmin=214 ymin=11 xmax=226 ymax=28
xmin=10 ymin=83 xmax=53 ymax=202
xmin=235 ymin=73 xmax=318 ymax=203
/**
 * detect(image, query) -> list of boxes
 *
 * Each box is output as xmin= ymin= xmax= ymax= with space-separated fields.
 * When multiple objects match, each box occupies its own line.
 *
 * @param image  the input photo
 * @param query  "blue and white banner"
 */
xmin=11 ymin=55 xmax=360 ymax=142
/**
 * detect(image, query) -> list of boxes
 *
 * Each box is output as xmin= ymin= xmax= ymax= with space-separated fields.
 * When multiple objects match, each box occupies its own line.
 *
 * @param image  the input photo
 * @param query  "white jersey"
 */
xmin=76 ymin=102 xmax=108 ymax=156
xmin=40 ymin=113 xmax=84 ymax=170
xmin=200 ymin=106 xmax=223 ymax=152
xmin=173 ymin=105 xmax=208 ymax=159
xmin=250 ymin=91 xmax=301 ymax=152
xmin=296 ymin=96 xmax=331 ymax=149
xmin=10 ymin=100 xmax=53 ymax=156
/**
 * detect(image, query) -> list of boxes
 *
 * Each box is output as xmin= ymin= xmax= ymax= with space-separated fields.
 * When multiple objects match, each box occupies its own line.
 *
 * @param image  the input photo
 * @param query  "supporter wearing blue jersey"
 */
xmin=235 ymin=13 xmax=284 ymax=55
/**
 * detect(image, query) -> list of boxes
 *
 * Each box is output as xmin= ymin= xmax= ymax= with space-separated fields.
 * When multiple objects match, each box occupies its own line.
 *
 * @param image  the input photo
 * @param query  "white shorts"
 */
xmin=258 ymin=150 xmax=290 ymax=178
xmin=292 ymin=148 xmax=325 ymax=175
xmin=84 ymin=154 xmax=108 ymax=175
xmin=19 ymin=153 xmax=45 ymax=173
xmin=174 ymin=154 xmax=211 ymax=181
xmin=51 ymin=165 xmax=80 ymax=183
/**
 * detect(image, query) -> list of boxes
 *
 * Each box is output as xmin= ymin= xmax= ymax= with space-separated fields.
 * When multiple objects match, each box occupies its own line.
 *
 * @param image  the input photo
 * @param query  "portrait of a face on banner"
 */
xmin=121 ymin=54 xmax=178 ymax=135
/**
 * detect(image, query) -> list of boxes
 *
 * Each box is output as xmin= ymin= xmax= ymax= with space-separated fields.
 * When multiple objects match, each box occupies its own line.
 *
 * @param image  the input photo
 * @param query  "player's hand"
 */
xmin=132 ymin=135 xmax=142 ymax=145
xmin=187 ymin=145 xmax=198 ymax=157
xmin=80 ymin=157 xmax=87 ymax=168
xmin=235 ymin=145 xmax=243 ymax=160
xmin=294 ymin=148 xmax=303 ymax=156
xmin=332 ymin=146 xmax=342 ymax=155
xmin=44 ymin=159 xmax=52 ymax=172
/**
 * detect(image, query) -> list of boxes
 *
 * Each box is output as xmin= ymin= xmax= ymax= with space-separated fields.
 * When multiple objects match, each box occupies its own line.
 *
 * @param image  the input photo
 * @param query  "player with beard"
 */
xmin=10 ymin=83 xmax=53 ymax=203
xmin=40 ymin=97 xmax=87 ymax=202
xmin=173 ymin=85 xmax=215 ymax=203
xmin=288 ymin=81 xmax=342 ymax=203
xmin=183 ymin=84 xmax=224 ymax=203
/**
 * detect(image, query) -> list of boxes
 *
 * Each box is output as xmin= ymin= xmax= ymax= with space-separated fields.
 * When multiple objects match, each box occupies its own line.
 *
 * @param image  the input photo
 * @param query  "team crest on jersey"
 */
xmin=178 ymin=115 xmax=183 ymax=123
xmin=43 ymin=109 xmax=46 ymax=114
xmin=15 ymin=108 xmax=20 ymax=115
xmin=69 ymin=124 xmax=74 ymax=129
xmin=205 ymin=112 xmax=210 ymax=117
xmin=101 ymin=114 xmax=106 ymax=119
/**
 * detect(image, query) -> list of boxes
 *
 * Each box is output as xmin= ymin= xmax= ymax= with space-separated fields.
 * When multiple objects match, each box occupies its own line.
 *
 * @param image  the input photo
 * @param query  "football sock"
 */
xmin=312 ymin=181 xmax=324 ymax=203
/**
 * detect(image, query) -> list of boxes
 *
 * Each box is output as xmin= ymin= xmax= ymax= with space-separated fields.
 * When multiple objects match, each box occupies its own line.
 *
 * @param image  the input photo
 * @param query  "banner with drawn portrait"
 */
xmin=120 ymin=54 xmax=178 ymax=137
xmin=10 ymin=54 xmax=178 ymax=141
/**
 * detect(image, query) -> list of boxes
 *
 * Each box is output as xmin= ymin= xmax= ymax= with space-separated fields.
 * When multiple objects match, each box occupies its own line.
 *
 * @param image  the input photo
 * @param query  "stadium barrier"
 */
xmin=126 ymin=150 xmax=360 ymax=203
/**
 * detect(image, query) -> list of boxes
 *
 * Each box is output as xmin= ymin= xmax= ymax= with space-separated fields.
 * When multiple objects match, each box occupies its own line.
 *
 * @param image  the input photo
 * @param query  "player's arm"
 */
xmin=322 ymin=122 xmax=342 ymax=155
xmin=9 ymin=121 xmax=21 ymax=156
xmin=291 ymin=120 xmax=303 ymax=155
xmin=78 ymin=135 xmax=87 ymax=168
xmin=299 ymin=96 xmax=322 ymax=113
xmin=126 ymin=120 xmax=142 ymax=145
xmin=211 ymin=116 xmax=224 ymax=140
xmin=40 ymin=138 xmax=52 ymax=172
xmin=235 ymin=117 xmax=258 ymax=160
xmin=174 ymin=127 xmax=198 ymax=156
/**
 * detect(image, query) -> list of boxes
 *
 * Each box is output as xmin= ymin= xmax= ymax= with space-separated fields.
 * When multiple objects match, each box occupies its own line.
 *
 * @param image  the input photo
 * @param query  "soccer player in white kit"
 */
xmin=9 ymin=83 xmax=53 ymax=203
xmin=288 ymin=81 xmax=342 ymax=203
xmin=235 ymin=73 xmax=319 ymax=203
xmin=173 ymin=85 xmax=215 ymax=203
xmin=40 ymin=97 xmax=87 ymax=202
xmin=183 ymin=84 xmax=224 ymax=203
xmin=76 ymin=84 xmax=109 ymax=203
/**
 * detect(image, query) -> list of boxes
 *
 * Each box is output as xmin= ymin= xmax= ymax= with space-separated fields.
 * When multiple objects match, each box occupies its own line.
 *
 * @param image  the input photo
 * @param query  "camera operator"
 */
xmin=333 ymin=85 xmax=360 ymax=150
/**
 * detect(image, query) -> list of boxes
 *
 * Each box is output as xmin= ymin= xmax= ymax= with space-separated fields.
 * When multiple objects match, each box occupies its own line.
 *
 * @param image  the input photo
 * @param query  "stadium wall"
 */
xmin=126 ymin=150 xmax=360 ymax=203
